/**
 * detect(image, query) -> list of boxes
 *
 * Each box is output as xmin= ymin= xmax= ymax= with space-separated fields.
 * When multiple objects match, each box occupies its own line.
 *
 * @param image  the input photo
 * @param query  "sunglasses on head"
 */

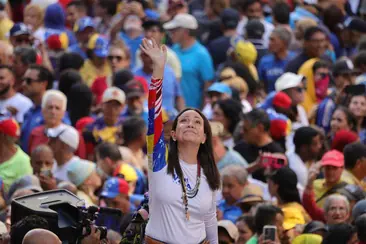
xmin=108 ymin=55 xmax=123 ymax=62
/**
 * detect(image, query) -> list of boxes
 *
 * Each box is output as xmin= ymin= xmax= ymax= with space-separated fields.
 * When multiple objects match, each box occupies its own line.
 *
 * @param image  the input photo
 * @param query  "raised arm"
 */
xmin=141 ymin=39 xmax=168 ymax=172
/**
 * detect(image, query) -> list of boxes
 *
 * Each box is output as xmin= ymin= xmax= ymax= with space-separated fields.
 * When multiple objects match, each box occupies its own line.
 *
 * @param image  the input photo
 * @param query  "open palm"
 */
xmin=140 ymin=38 xmax=167 ymax=67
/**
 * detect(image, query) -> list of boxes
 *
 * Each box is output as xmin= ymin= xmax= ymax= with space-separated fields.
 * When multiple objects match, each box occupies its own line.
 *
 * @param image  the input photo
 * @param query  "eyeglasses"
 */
xmin=108 ymin=55 xmax=123 ymax=62
xmin=23 ymin=77 xmax=40 ymax=85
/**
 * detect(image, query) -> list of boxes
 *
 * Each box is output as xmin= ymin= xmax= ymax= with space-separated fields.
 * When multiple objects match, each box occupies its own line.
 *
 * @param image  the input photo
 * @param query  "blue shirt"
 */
xmin=134 ymin=66 xmax=182 ymax=114
xmin=20 ymin=105 xmax=71 ymax=154
xmin=68 ymin=44 xmax=87 ymax=59
xmin=218 ymin=199 xmax=243 ymax=223
xmin=172 ymin=41 xmax=214 ymax=108
xmin=258 ymin=52 xmax=296 ymax=93
xmin=119 ymin=32 xmax=143 ymax=69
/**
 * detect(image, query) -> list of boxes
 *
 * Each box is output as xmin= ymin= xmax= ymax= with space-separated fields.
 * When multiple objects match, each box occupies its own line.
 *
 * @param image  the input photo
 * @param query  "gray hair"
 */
xmin=31 ymin=144 xmax=53 ymax=158
xmin=271 ymin=27 xmax=292 ymax=47
xmin=324 ymin=194 xmax=350 ymax=213
xmin=221 ymin=165 xmax=248 ymax=185
xmin=41 ymin=90 xmax=67 ymax=111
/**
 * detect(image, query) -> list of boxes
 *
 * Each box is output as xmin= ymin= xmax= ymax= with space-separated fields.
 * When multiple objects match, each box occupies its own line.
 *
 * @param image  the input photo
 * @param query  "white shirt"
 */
xmin=52 ymin=156 xmax=79 ymax=182
xmin=0 ymin=93 xmax=33 ymax=123
xmin=286 ymin=151 xmax=308 ymax=188
xmin=146 ymin=160 xmax=218 ymax=244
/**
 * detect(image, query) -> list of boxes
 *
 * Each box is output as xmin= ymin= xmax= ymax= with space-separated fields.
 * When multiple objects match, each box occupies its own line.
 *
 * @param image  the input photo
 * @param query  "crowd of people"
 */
xmin=1 ymin=0 xmax=366 ymax=243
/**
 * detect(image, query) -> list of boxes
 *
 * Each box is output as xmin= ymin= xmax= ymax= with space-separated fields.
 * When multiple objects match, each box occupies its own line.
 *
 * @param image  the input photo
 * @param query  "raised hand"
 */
xmin=140 ymin=38 xmax=167 ymax=70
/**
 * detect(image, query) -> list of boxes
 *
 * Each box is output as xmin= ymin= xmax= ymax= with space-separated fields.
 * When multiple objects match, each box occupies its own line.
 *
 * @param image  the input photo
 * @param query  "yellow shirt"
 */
xmin=313 ymin=178 xmax=347 ymax=208
xmin=80 ymin=59 xmax=112 ymax=87
xmin=281 ymin=202 xmax=312 ymax=223
xmin=0 ymin=18 xmax=13 ymax=41
xmin=342 ymin=170 xmax=366 ymax=190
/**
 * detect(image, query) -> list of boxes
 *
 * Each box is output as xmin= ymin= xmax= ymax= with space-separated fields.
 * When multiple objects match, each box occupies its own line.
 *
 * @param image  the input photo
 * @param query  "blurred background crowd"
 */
xmin=1 ymin=0 xmax=366 ymax=242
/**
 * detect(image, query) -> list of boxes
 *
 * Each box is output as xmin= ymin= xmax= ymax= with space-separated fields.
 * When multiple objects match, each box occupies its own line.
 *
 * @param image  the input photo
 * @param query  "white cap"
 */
xmin=102 ymin=87 xmax=126 ymax=104
xmin=47 ymin=124 xmax=79 ymax=151
xmin=275 ymin=72 xmax=304 ymax=92
xmin=218 ymin=220 xmax=239 ymax=241
xmin=163 ymin=13 xmax=198 ymax=30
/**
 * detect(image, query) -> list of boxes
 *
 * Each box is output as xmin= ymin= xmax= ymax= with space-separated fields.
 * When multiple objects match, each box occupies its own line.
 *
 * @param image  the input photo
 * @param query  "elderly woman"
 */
xmin=143 ymin=38 xmax=220 ymax=243
xmin=28 ymin=90 xmax=86 ymax=158
xmin=218 ymin=165 xmax=250 ymax=223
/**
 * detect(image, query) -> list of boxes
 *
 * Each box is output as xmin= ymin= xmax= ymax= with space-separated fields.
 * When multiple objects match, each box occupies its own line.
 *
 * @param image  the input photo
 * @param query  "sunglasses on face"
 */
xmin=23 ymin=77 xmax=40 ymax=85
xmin=317 ymin=72 xmax=329 ymax=79
xmin=108 ymin=55 xmax=123 ymax=62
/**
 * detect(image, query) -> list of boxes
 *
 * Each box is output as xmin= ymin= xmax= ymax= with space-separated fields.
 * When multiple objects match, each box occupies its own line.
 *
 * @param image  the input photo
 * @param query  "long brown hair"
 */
xmin=167 ymin=108 xmax=220 ymax=191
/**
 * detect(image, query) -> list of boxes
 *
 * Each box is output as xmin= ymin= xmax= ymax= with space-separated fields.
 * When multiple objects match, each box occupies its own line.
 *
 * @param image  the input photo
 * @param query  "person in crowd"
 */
xmin=67 ymin=83 xmax=93 ymax=127
xmin=316 ymin=59 xmax=358 ymax=133
xmin=30 ymin=144 xmax=54 ymax=176
xmin=324 ymin=195 xmax=350 ymax=225
xmin=10 ymin=215 xmax=49 ymax=244
xmin=66 ymin=158 xmax=102 ymax=206
xmin=268 ymin=167 xmax=311 ymax=221
xmin=234 ymin=109 xmax=285 ymax=182
xmin=331 ymin=129 xmax=359 ymax=153
xmin=339 ymin=17 xmax=366 ymax=57
xmin=134 ymin=46 xmax=184 ymax=114
xmin=275 ymin=72 xmax=308 ymax=126
xmin=143 ymin=38 xmax=220 ymax=242
xmin=218 ymin=220 xmax=239 ymax=244
xmin=258 ymin=26 xmax=295 ymax=93
xmin=212 ymin=98 xmax=242 ymax=147
xmin=13 ymin=47 xmax=38 ymax=90
xmin=57 ymin=69 xmax=82 ymax=99
xmin=0 ymin=115 xmax=32 ymax=193
xmin=164 ymin=13 xmax=214 ymax=109
xmin=246 ymin=204 xmax=284 ymax=244
xmin=135 ymin=19 xmax=182 ymax=80
xmin=235 ymin=215 xmax=255 ymax=244
xmin=329 ymin=106 xmax=357 ymax=141
xmin=207 ymin=8 xmax=240 ymax=68
xmin=0 ymin=65 xmax=32 ymax=124
xmin=83 ymin=87 xmax=125 ymax=153
xmin=347 ymin=92 xmax=366 ymax=143
xmin=245 ymin=19 xmax=268 ymax=67
xmin=202 ymin=82 xmax=233 ymax=120
xmin=0 ymin=41 xmax=13 ymax=66
xmin=0 ymin=2 xmax=13 ymax=42
xmin=322 ymin=223 xmax=358 ymax=244
xmin=218 ymin=165 xmax=250 ymax=223
xmin=285 ymin=26 xmax=327 ymax=73
xmin=22 ymin=228 xmax=62 ymax=244
xmin=343 ymin=142 xmax=366 ymax=188
xmin=23 ymin=4 xmax=44 ymax=37
xmin=355 ymin=214 xmax=366 ymax=244
xmin=68 ymin=16 xmax=96 ymax=60
xmin=9 ymin=23 xmax=33 ymax=49
xmin=100 ymin=177 xmax=131 ymax=214
xmin=66 ymin=0 xmax=87 ymax=28
xmin=287 ymin=126 xmax=323 ymax=188
xmin=58 ymin=52 xmax=85 ymax=74
xmin=28 ymin=90 xmax=85 ymax=158
xmin=271 ymin=2 xmax=291 ymax=29
xmin=210 ymin=121 xmax=248 ymax=171
xmin=94 ymin=0 xmax=121 ymax=36
xmin=80 ymin=34 xmax=112 ymax=86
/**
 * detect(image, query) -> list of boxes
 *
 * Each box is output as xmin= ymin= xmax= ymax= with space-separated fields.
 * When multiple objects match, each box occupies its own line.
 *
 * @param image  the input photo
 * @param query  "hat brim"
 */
xmin=100 ymin=190 xmax=119 ymax=199
xmin=77 ymin=25 xmax=95 ymax=32
xmin=94 ymin=49 xmax=109 ymax=58
xmin=103 ymin=98 xmax=124 ymax=104
xmin=127 ymin=91 xmax=144 ymax=99
xmin=321 ymin=161 xmax=343 ymax=167
xmin=163 ymin=21 xmax=179 ymax=30
xmin=11 ymin=31 xmax=31 ymax=37
xmin=283 ymin=222 xmax=298 ymax=231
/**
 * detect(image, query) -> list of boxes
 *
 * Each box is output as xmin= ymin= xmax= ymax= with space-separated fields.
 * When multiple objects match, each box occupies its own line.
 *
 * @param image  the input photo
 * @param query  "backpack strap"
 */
xmin=316 ymin=182 xmax=348 ymax=203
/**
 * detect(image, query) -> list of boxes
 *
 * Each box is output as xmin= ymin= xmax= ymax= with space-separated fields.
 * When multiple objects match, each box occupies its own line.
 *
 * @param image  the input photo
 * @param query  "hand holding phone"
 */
xmin=263 ymin=225 xmax=277 ymax=241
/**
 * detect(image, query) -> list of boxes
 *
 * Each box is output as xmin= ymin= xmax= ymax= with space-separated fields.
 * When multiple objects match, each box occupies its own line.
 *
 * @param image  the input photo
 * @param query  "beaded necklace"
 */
xmin=180 ymin=161 xmax=201 ymax=221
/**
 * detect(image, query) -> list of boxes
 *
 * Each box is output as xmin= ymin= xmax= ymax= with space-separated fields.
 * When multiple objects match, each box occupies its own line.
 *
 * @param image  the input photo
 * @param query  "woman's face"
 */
xmin=108 ymin=47 xmax=130 ymax=73
xmin=236 ymin=220 xmax=253 ymax=244
xmin=212 ymin=104 xmax=229 ymax=133
xmin=24 ymin=8 xmax=41 ymax=29
xmin=349 ymin=95 xmax=366 ymax=118
xmin=172 ymin=110 xmax=206 ymax=146
xmin=330 ymin=109 xmax=350 ymax=134
xmin=222 ymin=176 xmax=245 ymax=204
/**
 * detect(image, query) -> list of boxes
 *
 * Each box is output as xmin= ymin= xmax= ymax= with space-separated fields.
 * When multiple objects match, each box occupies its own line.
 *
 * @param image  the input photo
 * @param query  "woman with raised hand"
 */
xmin=142 ymin=38 xmax=220 ymax=244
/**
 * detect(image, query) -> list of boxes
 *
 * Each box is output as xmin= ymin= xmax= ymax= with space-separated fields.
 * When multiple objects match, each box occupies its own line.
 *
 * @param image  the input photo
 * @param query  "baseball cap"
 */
xmin=332 ymin=59 xmax=356 ymax=76
xmin=282 ymin=207 xmax=306 ymax=230
xmin=124 ymin=80 xmax=145 ymax=99
xmin=272 ymin=92 xmax=292 ymax=109
xmin=292 ymin=234 xmax=323 ymax=244
xmin=102 ymin=87 xmax=126 ymax=105
xmin=303 ymin=221 xmax=328 ymax=234
xmin=46 ymin=124 xmax=79 ymax=151
xmin=275 ymin=72 xmax=304 ymax=91
xmin=245 ymin=19 xmax=265 ymax=39
xmin=117 ymin=164 xmax=138 ymax=183
xmin=7 ymin=175 xmax=43 ymax=200
xmin=0 ymin=116 xmax=20 ymax=138
xmin=207 ymin=83 xmax=232 ymax=96
xmin=231 ymin=38 xmax=257 ymax=66
xmin=9 ymin=23 xmax=31 ymax=37
xmin=238 ymin=184 xmax=264 ymax=204
xmin=218 ymin=220 xmax=239 ymax=242
xmin=321 ymin=150 xmax=344 ymax=167
xmin=73 ymin=16 xmax=95 ymax=32
xmin=100 ymin=177 xmax=129 ymax=198
xmin=221 ymin=8 xmax=240 ymax=29
xmin=352 ymin=199 xmax=366 ymax=220
xmin=87 ymin=34 xmax=109 ymax=58
xmin=343 ymin=17 xmax=366 ymax=33
xmin=163 ymin=13 xmax=198 ymax=30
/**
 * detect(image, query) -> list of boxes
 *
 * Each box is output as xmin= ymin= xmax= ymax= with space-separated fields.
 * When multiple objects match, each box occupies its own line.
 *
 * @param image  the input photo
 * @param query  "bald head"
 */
xmin=31 ymin=145 xmax=54 ymax=175
xmin=22 ymin=229 xmax=61 ymax=244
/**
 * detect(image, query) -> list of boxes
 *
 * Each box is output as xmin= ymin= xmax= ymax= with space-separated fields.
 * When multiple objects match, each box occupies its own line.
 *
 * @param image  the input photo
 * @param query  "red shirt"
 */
xmin=28 ymin=125 xmax=86 ymax=159
xmin=302 ymin=188 xmax=326 ymax=223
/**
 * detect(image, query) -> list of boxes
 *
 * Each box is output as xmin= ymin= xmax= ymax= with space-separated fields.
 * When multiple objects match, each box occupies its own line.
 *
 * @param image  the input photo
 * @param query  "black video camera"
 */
xmin=11 ymin=190 xmax=110 ymax=243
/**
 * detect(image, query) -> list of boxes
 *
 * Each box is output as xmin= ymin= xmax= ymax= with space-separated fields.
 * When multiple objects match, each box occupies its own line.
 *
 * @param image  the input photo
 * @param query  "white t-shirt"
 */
xmin=286 ymin=151 xmax=308 ymax=188
xmin=0 ymin=93 xmax=33 ymax=123
xmin=52 ymin=156 xmax=79 ymax=182
xmin=146 ymin=160 xmax=218 ymax=244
